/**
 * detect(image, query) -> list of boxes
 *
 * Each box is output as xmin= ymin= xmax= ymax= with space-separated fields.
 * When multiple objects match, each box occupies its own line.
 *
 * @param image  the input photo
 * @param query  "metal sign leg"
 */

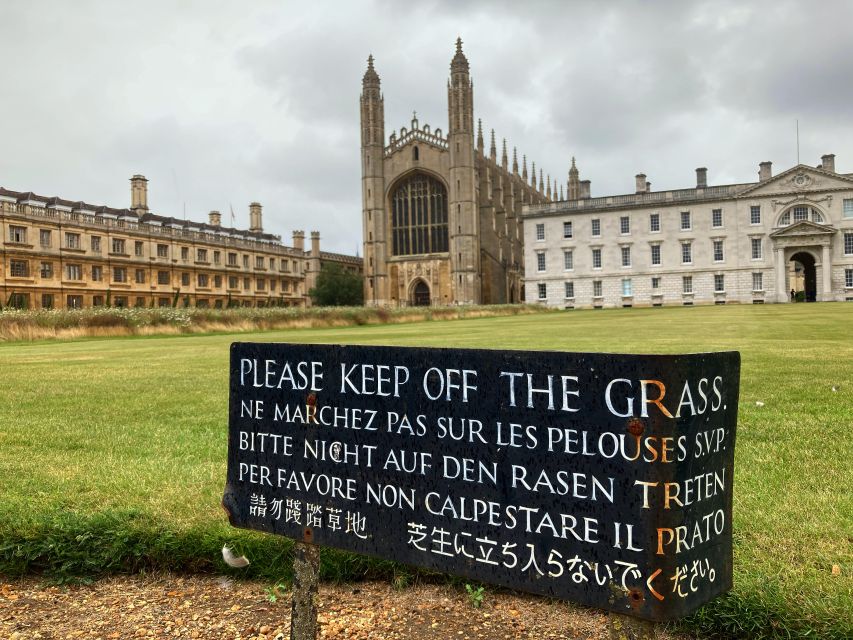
xmin=290 ymin=542 xmax=320 ymax=640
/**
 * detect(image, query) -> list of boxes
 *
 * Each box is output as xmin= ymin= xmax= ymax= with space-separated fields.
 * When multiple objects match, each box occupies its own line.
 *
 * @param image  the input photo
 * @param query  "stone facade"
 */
xmin=361 ymin=40 xmax=552 ymax=306
xmin=0 ymin=176 xmax=362 ymax=310
xmin=523 ymin=157 xmax=853 ymax=308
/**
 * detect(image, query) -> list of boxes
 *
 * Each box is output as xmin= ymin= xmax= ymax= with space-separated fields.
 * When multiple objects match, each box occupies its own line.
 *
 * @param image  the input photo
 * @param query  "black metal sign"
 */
xmin=223 ymin=343 xmax=739 ymax=621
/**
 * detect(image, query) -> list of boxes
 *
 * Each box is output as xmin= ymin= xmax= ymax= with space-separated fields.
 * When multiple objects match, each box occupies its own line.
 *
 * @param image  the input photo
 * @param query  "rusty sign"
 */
xmin=223 ymin=343 xmax=739 ymax=621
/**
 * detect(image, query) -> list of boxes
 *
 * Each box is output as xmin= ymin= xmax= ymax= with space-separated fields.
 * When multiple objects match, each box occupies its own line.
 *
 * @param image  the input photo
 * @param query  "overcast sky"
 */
xmin=2 ymin=1 xmax=852 ymax=253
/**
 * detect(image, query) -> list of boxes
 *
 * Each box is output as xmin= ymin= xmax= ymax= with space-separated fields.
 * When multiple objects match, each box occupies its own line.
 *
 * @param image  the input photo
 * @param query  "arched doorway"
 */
xmin=790 ymin=252 xmax=817 ymax=302
xmin=411 ymin=280 xmax=431 ymax=306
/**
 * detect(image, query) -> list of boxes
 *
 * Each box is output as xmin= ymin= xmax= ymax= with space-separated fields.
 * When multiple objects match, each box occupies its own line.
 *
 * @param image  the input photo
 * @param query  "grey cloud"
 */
xmin=2 ymin=0 xmax=853 ymax=252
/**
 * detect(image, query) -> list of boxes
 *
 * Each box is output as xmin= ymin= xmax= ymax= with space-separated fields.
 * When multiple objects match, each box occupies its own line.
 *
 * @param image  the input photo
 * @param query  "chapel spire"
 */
xmin=450 ymin=36 xmax=469 ymax=74
xmin=362 ymin=54 xmax=380 ymax=88
xmin=568 ymin=156 xmax=581 ymax=200
xmin=360 ymin=54 xmax=384 ymax=147
xmin=448 ymin=37 xmax=473 ymax=135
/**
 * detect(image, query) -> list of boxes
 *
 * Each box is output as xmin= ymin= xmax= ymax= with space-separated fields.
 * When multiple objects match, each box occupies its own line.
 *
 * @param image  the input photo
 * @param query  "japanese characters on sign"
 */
xmin=223 ymin=344 xmax=739 ymax=621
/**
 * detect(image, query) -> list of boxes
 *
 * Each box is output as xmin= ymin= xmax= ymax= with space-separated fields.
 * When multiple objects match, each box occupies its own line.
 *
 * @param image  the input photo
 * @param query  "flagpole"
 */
xmin=796 ymin=119 xmax=800 ymax=165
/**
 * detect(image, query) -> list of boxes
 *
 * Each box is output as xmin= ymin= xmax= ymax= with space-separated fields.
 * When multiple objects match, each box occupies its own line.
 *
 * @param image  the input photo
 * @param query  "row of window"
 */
xmin=536 ymin=200 xmax=853 ymax=242
xmin=5 ymin=260 xmax=298 ymax=292
xmin=536 ymin=237 xmax=774 ymax=272
xmin=5 ymin=226 xmax=299 ymax=271
xmin=537 ymin=272 xmax=770 ymax=300
xmin=540 ymin=210 xmax=747 ymax=241
xmin=5 ymin=293 xmax=296 ymax=311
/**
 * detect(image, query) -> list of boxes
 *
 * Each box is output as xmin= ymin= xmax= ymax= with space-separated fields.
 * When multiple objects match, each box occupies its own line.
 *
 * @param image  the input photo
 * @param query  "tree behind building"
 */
xmin=309 ymin=263 xmax=364 ymax=306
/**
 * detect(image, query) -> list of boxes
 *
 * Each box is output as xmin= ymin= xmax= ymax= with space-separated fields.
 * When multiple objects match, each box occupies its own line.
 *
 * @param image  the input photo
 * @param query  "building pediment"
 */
xmin=769 ymin=220 xmax=836 ymax=238
xmin=739 ymin=165 xmax=853 ymax=197
xmin=740 ymin=164 xmax=853 ymax=197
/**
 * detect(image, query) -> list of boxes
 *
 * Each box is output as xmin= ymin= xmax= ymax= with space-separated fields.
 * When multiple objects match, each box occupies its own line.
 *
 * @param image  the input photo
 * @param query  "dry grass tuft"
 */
xmin=0 ymin=304 xmax=552 ymax=343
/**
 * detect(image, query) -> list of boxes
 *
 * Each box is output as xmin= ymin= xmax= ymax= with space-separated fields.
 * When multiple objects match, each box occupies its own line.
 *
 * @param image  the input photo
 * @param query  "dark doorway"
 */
xmin=412 ymin=280 xmax=431 ymax=306
xmin=790 ymin=252 xmax=817 ymax=302
xmin=509 ymin=284 xmax=516 ymax=304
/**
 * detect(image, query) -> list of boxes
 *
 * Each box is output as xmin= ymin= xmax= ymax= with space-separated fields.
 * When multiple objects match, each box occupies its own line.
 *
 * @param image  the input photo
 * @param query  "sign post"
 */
xmin=224 ymin=344 xmax=739 ymax=630
xmin=290 ymin=541 xmax=320 ymax=640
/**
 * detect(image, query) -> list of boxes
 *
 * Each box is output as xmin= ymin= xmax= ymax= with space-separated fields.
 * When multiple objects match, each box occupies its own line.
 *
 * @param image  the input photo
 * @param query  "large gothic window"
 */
xmin=391 ymin=173 xmax=448 ymax=255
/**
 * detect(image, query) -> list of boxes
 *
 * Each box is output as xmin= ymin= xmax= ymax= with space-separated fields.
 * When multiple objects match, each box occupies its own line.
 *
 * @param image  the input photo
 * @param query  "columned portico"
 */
xmin=775 ymin=247 xmax=787 ymax=302
xmin=822 ymin=244 xmax=833 ymax=300
xmin=770 ymin=221 xmax=837 ymax=303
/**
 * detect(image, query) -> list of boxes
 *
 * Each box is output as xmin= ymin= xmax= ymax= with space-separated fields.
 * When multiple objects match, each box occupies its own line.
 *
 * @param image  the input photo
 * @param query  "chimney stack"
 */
xmin=208 ymin=211 xmax=221 ymax=227
xmin=249 ymin=202 xmax=263 ymax=233
xmin=759 ymin=161 xmax=772 ymax=181
xmin=635 ymin=173 xmax=647 ymax=194
xmin=696 ymin=167 xmax=708 ymax=188
xmin=310 ymin=230 xmax=320 ymax=257
xmin=580 ymin=180 xmax=591 ymax=199
xmin=821 ymin=154 xmax=836 ymax=173
xmin=292 ymin=230 xmax=305 ymax=251
xmin=130 ymin=174 xmax=148 ymax=213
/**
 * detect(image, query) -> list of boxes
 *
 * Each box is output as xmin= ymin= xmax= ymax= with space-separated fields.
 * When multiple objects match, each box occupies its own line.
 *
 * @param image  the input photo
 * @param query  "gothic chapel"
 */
xmin=361 ymin=39 xmax=554 ymax=305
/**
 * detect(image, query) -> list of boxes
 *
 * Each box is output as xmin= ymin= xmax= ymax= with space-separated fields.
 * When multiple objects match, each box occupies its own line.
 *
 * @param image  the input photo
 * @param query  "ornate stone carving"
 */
xmin=791 ymin=172 xmax=813 ymax=189
xmin=770 ymin=194 xmax=832 ymax=211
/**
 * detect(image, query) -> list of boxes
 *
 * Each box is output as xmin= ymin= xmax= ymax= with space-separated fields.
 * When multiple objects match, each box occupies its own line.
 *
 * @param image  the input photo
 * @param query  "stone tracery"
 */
xmin=390 ymin=173 xmax=449 ymax=256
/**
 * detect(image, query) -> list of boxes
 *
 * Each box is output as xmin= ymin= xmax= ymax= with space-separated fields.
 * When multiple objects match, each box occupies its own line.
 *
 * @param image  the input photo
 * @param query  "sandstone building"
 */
xmin=0 ymin=175 xmax=361 ymax=310
xmin=523 ymin=156 xmax=853 ymax=307
xmin=361 ymin=39 xmax=553 ymax=306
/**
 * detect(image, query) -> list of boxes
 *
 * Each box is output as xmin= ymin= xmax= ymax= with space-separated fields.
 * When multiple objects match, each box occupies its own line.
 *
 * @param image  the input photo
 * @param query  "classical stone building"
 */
xmin=0 ymin=175 xmax=361 ymax=310
xmin=523 ymin=156 xmax=853 ymax=307
xmin=361 ymin=39 xmax=553 ymax=306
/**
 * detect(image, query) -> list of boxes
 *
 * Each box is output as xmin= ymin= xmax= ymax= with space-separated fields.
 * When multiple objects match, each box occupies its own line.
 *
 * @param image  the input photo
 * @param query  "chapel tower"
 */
xmin=360 ymin=54 xmax=387 ymax=304
xmin=447 ymin=38 xmax=481 ymax=304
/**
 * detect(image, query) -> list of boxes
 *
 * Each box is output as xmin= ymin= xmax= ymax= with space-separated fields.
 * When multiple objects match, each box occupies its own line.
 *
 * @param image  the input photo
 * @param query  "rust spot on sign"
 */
xmin=306 ymin=393 xmax=319 ymax=425
xmin=303 ymin=527 xmax=314 ymax=543
xmin=628 ymin=588 xmax=644 ymax=608
xmin=627 ymin=418 xmax=645 ymax=436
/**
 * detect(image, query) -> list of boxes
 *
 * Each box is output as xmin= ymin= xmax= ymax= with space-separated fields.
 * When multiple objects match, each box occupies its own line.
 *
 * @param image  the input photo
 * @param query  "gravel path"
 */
xmin=1 ymin=574 xmax=689 ymax=639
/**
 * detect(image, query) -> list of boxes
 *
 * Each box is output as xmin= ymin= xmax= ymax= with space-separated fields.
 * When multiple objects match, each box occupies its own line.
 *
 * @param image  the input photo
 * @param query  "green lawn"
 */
xmin=1 ymin=303 xmax=851 ymax=638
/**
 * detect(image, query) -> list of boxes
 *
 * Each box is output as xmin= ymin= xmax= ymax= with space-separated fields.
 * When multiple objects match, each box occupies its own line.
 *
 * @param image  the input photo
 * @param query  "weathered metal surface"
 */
xmin=223 ymin=344 xmax=739 ymax=621
xmin=290 ymin=541 xmax=320 ymax=640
